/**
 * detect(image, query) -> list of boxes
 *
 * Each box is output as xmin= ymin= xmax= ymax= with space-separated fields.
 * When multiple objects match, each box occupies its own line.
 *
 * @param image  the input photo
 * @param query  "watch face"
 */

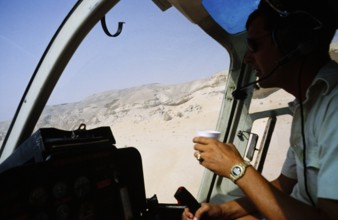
xmin=232 ymin=166 xmax=243 ymax=176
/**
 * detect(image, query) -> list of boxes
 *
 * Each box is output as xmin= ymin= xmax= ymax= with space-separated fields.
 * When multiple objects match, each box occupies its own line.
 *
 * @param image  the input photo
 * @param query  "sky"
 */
xmin=0 ymin=0 xmax=229 ymax=122
xmin=1 ymin=1 xmax=337 ymax=122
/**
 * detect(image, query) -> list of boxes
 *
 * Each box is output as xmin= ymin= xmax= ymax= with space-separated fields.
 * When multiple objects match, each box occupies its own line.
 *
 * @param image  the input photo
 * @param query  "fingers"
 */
xmin=192 ymin=203 xmax=216 ymax=220
xmin=193 ymin=136 xmax=214 ymax=144
xmin=193 ymin=138 xmax=220 ymax=165
xmin=182 ymin=205 xmax=204 ymax=220
xmin=193 ymin=137 xmax=219 ymax=152
xmin=182 ymin=208 xmax=194 ymax=220
xmin=192 ymin=138 xmax=244 ymax=177
xmin=193 ymin=137 xmax=218 ymax=163
xmin=183 ymin=203 xmax=222 ymax=220
xmin=194 ymin=151 xmax=203 ymax=163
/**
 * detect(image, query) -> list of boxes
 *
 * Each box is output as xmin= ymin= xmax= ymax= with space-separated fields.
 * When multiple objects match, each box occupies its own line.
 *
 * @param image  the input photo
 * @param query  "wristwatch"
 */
xmin=229 ymin=161 xmax=251 ymax=183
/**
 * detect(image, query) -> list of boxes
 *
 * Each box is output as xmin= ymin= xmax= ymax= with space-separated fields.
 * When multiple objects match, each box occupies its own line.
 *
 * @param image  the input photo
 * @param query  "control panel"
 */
xmin=0 ymin=147 xmax=146 ymax=220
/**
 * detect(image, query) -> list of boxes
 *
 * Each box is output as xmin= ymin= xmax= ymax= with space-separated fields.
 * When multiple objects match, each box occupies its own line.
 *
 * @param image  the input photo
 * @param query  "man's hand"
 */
xmin=181 ymin=203 xmax=225 ymax=220
xmin=193 ymin=137 xmax=244 ymax=178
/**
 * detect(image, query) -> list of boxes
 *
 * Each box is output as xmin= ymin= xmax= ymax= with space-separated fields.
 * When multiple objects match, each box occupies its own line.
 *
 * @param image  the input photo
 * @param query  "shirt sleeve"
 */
xmin=281 ymin=147 xmax=297 ymax=180
xmin=317 ymin=91 xmax=338 ymax=200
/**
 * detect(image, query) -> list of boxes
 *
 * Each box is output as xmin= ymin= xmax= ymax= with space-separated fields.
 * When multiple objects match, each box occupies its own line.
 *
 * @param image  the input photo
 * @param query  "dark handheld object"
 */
xmin=174 ymin=186 xmax=201 ymax=214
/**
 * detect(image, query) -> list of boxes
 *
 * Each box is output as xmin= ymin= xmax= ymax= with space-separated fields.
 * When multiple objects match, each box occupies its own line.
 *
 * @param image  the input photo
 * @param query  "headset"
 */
xmin=233 ymin=0 xmax=325 ymax=206
xmin=232 ymin=0 xmax=323 ymax=101
xmin=269 ymin=2 xmax=323 ymax=56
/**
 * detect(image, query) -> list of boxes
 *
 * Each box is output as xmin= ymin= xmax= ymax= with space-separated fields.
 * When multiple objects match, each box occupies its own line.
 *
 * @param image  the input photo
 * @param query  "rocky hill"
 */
xmin=0 ymin=71 xmax=227 ymax=146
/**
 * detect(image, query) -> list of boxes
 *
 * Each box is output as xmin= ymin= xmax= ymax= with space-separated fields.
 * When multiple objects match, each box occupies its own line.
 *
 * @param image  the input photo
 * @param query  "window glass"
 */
xmin=0 ymin=0 xmax=76 ymax=144
xmin=33 ymin=1 xmax=228 ymax=203
xmin=40 ymin=1 xmax=228 ymax=202
xmin=247 ymin=89 xmax=294 ymax=180
xmin=202 ymin=0 xmax=260 ymax=34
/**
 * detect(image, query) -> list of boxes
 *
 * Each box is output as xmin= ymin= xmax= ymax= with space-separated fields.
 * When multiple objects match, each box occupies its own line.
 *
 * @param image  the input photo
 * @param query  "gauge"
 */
xmin=29 ymin=187 xmax=48 ymax=207
xmin=53 ymin=181 xmax=68 ymax=199
xmin=74 ymin=176 xmax=91 ymax=198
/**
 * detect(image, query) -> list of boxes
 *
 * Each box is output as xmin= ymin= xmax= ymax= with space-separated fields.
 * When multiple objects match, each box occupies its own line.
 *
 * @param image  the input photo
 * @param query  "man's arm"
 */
xmin=236 ymin=166 xmax=336 ymax=220
xmin=226 ymin=174 xmax=297 ymax=219
xmin=193 ymin=138 xmax=338 ymax=219
xmin=270 ymin=174 xmax=297 ymax=194
xmin=182 ymin=174 xmax=295 ymax=220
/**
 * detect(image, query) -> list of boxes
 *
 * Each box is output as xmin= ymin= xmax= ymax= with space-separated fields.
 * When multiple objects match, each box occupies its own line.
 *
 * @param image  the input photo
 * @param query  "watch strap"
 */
xmin=229 ymin=160 xmax=251 ymax=183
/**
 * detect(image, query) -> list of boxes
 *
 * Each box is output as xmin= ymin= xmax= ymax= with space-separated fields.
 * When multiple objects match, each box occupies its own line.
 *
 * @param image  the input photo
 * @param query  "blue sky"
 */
xmin=0 ymin=0 xmax=229 ymax=122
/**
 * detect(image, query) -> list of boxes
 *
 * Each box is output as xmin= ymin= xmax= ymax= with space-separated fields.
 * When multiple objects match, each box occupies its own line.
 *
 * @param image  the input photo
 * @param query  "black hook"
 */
xmin=101 ymin=15 xmax=125 ymax=37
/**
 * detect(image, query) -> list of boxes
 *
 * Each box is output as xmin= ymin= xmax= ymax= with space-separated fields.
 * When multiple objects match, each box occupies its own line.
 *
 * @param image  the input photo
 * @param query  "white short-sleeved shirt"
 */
xmin=282 ymin=60 xmax=338 ymax=205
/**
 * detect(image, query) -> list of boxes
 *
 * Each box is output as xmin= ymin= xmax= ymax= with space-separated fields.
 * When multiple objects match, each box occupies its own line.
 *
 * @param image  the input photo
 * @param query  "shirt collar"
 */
xmin=288 ymin=60 xmax=338 ymax=113
xmin=310 ymin=60 xmax=338 ymax=95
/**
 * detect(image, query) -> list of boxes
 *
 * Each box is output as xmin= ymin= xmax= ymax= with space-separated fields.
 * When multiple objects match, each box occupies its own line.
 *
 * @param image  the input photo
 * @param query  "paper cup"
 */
xmin=196 ymin=130 xmax=221 ymax=139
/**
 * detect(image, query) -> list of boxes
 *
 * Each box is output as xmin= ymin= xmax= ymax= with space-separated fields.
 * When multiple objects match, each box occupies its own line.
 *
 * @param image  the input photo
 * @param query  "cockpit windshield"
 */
xmin=0 ymin=0 xmax=229 ymax=203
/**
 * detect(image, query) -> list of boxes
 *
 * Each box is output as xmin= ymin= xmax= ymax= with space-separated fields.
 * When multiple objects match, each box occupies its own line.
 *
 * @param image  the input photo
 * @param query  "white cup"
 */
xmin=196 ymin=130 xmax=221 ymax=139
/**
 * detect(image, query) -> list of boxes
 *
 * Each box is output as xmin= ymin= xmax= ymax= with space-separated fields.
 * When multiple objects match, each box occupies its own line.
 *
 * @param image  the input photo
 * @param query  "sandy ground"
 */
xmin=111 ymin=87 xmax=294 ymax=203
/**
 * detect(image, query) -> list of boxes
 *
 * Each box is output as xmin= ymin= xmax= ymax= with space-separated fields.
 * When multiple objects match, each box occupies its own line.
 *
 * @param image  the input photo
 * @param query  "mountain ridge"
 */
xmin=0 ymin=71 xmax=227 ymax=144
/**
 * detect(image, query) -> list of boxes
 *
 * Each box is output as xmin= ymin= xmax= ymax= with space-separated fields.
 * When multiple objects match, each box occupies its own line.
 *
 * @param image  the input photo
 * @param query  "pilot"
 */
xmin=183 ymin=0 xmax=338 ymax=219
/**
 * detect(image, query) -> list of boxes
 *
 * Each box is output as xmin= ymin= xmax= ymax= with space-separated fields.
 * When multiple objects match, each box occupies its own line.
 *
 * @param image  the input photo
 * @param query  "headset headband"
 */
xmin=263 ymin=0 xmax=323 ymax=30
xmin=265 ymin=0 xmax=289 ymax=16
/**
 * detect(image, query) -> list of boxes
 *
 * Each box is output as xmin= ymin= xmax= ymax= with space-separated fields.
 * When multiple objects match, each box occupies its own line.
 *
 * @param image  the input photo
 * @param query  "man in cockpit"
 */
xmin=183 ymin=0 xmax=338 ymax=219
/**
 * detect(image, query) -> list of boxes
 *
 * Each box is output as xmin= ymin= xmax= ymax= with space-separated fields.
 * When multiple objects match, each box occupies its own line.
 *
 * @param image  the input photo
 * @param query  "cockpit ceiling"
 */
xmin=153 ymin=0 xmax=338 ymax=34
xmin=152 ymin=0 xmax=259 ymax=35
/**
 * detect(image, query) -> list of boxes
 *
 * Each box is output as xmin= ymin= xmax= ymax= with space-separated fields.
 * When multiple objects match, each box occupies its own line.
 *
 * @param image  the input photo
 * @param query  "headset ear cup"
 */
xmin=297 ymin=40 xmax=317 ymax=55
xmin=273 ymin=28 xmax=313 ymax=55
xmin=272 ymin=26 xmax=297 ymax=54
xmin=272 ymin=14 xmax=319 ymax=55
